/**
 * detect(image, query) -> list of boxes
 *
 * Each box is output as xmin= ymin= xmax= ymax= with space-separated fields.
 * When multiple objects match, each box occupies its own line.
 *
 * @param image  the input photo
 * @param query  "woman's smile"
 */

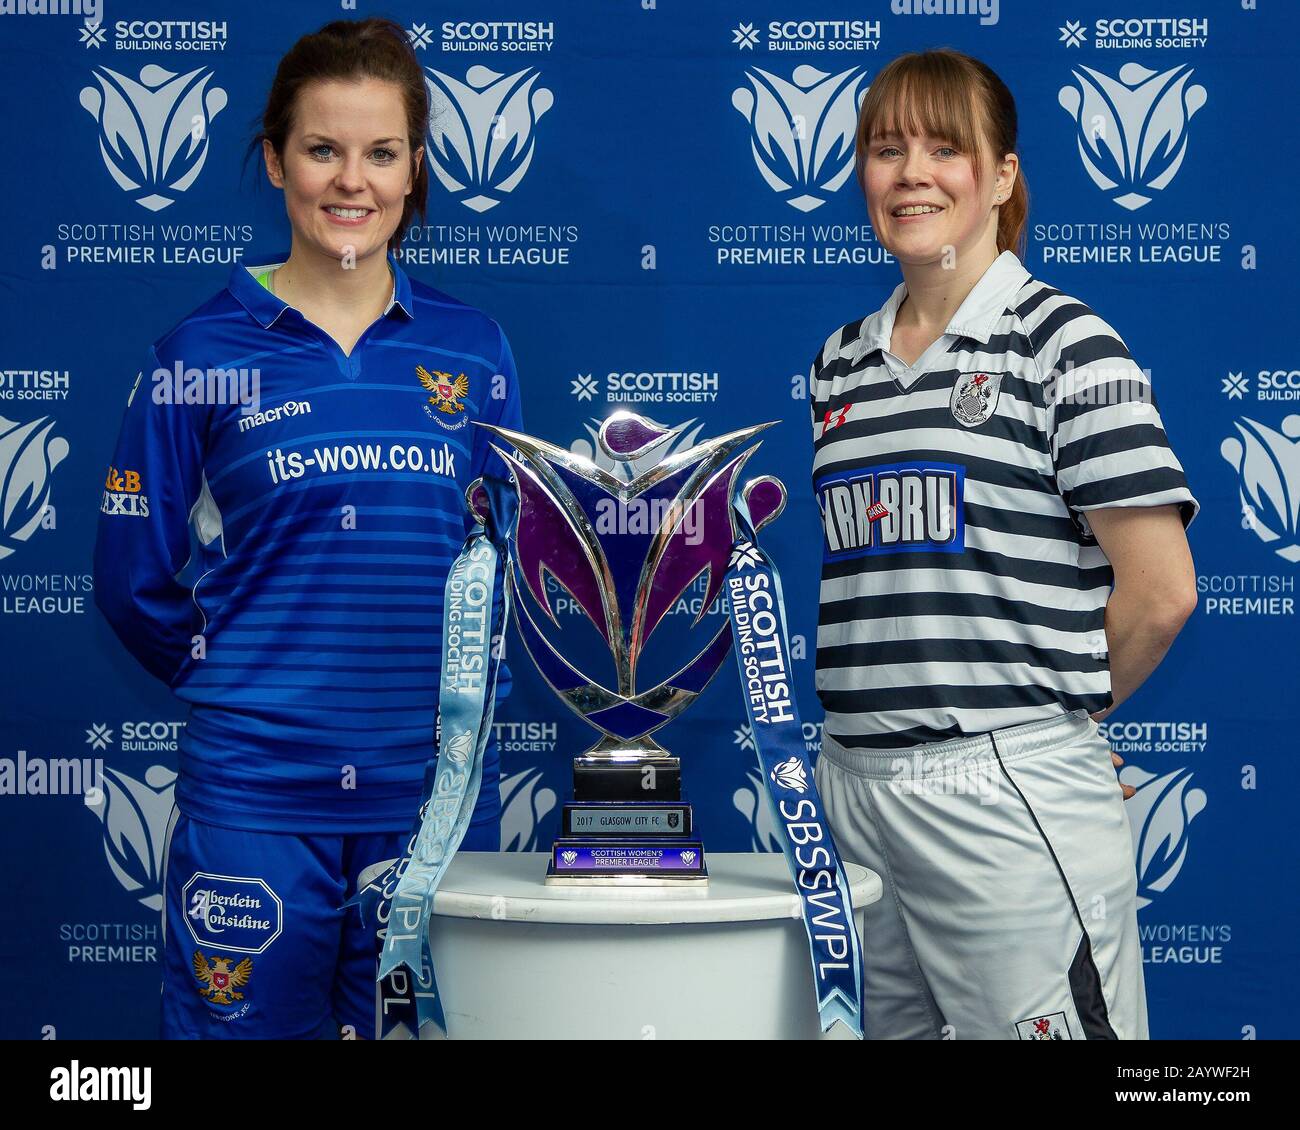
xmin=321 ymin=204 xmax=375 ymax=226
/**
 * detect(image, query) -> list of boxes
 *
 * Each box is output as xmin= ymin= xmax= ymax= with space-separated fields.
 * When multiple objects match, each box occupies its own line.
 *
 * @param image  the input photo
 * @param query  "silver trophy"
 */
xmin=467 ymin=410 xmax=786 ymax=884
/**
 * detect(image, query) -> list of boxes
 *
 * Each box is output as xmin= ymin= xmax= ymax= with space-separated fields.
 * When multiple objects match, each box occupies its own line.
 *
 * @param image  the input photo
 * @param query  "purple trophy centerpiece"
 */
xmin=467 ymin=410 xmax=786 ymax=760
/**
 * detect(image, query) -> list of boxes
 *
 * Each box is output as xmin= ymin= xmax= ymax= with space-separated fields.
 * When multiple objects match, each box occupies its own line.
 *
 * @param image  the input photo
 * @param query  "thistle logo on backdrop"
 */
xmin=423 ymin=65 xmax=552 ymax=213
xmin=1036 ymin=52 xmax=1227 ymax=269
xmin=400 ymin=20 xmax=578 ymax=270
xmin=499 ymin=766 xmax=558 ymax=852
xmin=65 ymin=33 xmax=253 ymax=266
xmin=79 ymin=21 xmax=109 ymax=49
xmin=1197 ymin=414 xmax=1297 ymax=618
xmin=81 ymin=64 xmax=227 ymax=212
xmin=1117 ymin=761 xmax=1230 ymax=966
xmin=711 ymin=58 xmax=888 ymax=270
xmin=734 ymin=765 xmax=783 ymax=853
xmin=85 ymin=764 xmax=176 ymax=912
xmin=1221 ymin=415 xmax=1300 ymax=566
xmin=1058 ymin=63 xmax=1206 ymax=212
xmin=0 ymin=415 xmax=68 ymax=563
xmin=731 ymin=65 xmax=868 ymax=214
xmin=0 ymin=413 xmax=89 ymax=612
xmin=1119 ymin=761 xmax=1207 ymax=910
xmin=1101 ymin=721 xmax=1232 ymax=967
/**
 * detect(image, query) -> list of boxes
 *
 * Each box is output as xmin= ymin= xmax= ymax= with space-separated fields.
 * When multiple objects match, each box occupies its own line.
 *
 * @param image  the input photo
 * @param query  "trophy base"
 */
xmin=545 ymin=838 xmax=707 ymax=886
xmin=543 ymin=872 xmax=710 ymax=888
xmin=572 ymin=755 xmax=681 ymax=801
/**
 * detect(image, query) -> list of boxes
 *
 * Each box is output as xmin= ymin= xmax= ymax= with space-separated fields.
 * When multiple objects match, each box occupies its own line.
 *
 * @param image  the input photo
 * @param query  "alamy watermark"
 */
xmin=1043 ymin=362 xmax=1156 ymax=416
xmin=153 ymin=361 xmax=261 ymax=414
xmin=1 ymin=0 xmax=102 ymax=19
xmin=890 ymin=752 xmax=1002 ymax=804
xmin=593 ymin=496 xmax=704 ymax=545
xmin=891 ymin=0 xmax=999 ymax=26
xmin=0 ymin=751 xmax=104 ymax=798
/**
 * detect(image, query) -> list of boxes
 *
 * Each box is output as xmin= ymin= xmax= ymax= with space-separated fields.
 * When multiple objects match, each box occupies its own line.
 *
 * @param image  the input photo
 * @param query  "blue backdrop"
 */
xmin=1 ymin=0 xmax=1294 ymax=1039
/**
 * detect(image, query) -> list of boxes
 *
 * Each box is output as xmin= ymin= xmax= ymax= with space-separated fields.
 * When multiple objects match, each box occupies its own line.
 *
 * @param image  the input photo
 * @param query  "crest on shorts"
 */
xmin=950 ymin=371 xmax=1004 ymax=428
xmin=1015 ymin=1011 xmax=1070 ymax=1040
xmin=193 ymin=951 xmax=253 ymax=1005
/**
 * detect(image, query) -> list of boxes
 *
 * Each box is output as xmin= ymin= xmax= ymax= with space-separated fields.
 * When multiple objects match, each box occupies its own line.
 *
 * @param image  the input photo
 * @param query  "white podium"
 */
xmin=411 ymin=851 xmax=880 ymax=1040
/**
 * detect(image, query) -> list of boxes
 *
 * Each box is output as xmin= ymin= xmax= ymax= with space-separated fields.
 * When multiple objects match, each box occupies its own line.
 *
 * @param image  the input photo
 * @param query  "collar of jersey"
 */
xmin=852 ymin=249 xmax=1030 ymax=366
xmin=229 ymin=248 xmax=415 ymax=329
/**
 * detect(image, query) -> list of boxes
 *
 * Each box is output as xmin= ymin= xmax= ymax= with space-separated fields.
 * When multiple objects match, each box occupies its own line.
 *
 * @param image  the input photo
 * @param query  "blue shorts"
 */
xmin=160 ymin=777 xmax=500 ymax=1039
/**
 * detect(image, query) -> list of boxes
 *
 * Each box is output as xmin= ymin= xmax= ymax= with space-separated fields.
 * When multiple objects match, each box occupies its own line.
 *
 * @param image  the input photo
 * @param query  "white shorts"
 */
xmin=816 ymin=708 xmax=1147 ymax=1040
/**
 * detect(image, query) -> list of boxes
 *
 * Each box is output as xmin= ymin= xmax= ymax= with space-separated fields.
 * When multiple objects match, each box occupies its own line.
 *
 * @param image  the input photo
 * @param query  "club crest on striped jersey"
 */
xmin=949 ymin=371 xmax=1005 ymax=428
xmin=417 ymin=365 xmax=471 ymax=430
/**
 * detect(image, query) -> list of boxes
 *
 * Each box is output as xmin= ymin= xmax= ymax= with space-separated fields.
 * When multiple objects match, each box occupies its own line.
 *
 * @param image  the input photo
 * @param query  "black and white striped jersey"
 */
xmin=808 ymin=250 xmax=1199 ymax=750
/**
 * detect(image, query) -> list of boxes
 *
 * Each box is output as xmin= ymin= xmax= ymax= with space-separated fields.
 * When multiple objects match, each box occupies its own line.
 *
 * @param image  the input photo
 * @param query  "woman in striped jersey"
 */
xmin=807 ymin=49 xmax=1198 ymax=1040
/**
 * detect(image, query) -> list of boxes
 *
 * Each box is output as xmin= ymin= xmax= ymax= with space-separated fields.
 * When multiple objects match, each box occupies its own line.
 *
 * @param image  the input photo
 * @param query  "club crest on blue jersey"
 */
xmin=815 ymin=461 xmax=964 ymax=562
xmin=417 ymin=364 xmax=471 ymax=431
xmin=949 ymin=371 xmax=1005 ymax=428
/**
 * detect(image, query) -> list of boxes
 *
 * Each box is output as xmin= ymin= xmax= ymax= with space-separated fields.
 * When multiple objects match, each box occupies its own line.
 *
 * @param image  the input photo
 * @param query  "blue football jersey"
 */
xmin=94 ymin=250 xmax=521 ymax=832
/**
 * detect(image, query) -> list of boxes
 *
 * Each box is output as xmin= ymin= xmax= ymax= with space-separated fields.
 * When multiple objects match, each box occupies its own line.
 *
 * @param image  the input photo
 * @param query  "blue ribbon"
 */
xmin=347 ymin=479 xmax=515 ymax=1038
xmin=724 ymin=498 xmax=865 ymax=1038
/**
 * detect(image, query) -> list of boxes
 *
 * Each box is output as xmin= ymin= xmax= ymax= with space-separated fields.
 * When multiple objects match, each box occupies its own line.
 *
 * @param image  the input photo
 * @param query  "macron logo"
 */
xmin=238 ymin=399 xmax=312 ymax=433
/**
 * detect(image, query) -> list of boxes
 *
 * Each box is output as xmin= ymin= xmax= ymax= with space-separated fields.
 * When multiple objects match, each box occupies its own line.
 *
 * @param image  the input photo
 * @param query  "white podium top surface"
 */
xmin=430 ymin=852 xmax=880 ymax=926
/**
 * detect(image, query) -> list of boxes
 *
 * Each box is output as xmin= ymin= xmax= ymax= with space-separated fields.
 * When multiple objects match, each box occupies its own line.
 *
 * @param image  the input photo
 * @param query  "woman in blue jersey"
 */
xmin=807 ymin=50 xmax=1198 ymax=1040
xmin=94 ymin=18 xmax=521 ymax=1039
